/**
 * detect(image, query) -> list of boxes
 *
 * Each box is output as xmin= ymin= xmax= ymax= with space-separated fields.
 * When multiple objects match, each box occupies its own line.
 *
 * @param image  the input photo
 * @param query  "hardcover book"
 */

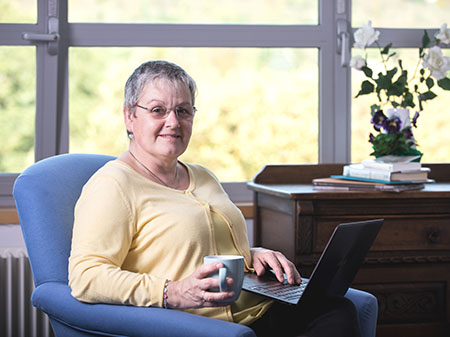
xmin=362 ymin=156 xmax=422 ymax=172
xmin=343 ymin=164 xmax=430 ymax=182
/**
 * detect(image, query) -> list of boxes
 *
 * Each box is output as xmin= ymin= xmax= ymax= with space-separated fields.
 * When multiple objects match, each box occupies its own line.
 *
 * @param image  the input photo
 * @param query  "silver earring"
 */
xmin=128 ymin=132 xmax=134 ymax=140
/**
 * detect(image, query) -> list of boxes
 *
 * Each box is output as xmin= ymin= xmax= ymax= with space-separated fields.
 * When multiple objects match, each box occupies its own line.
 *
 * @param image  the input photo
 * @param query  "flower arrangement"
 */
xmin=351 ymin=21 xmax=450 ymax=159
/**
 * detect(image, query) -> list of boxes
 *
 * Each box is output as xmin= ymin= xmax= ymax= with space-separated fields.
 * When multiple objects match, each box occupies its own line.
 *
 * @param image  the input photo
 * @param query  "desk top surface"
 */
xmin=248 ymin=164 xmax=450 ymax=199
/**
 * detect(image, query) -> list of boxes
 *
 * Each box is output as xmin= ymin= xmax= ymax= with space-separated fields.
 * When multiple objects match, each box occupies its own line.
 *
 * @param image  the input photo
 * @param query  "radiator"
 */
xmin=0 ymin=247 xmax=54 ymax=337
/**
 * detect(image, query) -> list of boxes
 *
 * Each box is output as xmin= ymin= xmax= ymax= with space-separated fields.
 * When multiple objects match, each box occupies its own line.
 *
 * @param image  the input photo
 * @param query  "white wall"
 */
xmin=0 ymin=224 xmax=25 ymax=247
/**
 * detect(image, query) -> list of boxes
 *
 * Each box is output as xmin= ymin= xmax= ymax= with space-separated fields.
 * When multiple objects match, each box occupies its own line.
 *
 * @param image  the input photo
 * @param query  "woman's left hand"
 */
xmin=250 ymin=247 xmax=301 ymax=285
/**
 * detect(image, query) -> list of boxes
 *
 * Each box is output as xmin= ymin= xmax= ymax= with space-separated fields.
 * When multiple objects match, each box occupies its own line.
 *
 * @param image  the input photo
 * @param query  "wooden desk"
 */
xmin=248 ymin=164 xmax=450 ymax=337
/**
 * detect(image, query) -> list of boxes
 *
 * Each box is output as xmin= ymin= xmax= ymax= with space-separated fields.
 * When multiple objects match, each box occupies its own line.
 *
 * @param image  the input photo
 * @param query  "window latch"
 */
xmin=22 ymin=17 xmax=59 ymax=55
xmin=337 ymin=19 xmax=350 ymax=67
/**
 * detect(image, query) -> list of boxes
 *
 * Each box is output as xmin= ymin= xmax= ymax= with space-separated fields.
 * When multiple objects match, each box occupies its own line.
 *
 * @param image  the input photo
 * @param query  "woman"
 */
xmin=68 ymin=60 xmax=361 ymax=337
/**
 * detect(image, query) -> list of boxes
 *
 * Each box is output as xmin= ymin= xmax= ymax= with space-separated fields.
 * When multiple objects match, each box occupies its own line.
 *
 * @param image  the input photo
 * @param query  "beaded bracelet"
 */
xmin=163 ymin=279 xmax=170 ymax=308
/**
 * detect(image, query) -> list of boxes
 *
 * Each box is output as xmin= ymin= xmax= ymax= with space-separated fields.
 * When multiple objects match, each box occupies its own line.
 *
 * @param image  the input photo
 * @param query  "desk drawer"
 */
xmin=311 ymin=215 xmax=450 ymax=253
xmin=308 ymin=198 xmax=450 ymax=216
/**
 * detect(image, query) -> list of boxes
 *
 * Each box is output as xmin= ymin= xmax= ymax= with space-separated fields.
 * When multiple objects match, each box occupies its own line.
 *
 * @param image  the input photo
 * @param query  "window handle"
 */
xmin=337 ymin=19 xmax=350 ymax=67
xmin=22 ymin=17 xmax=59 ymax=55
xmin=22 ymin=33 xmax=58 ymax=42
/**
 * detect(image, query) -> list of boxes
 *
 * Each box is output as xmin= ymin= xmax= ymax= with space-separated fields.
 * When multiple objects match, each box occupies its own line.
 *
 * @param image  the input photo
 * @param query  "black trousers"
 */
xmin=249 ymin=296 xmax=361 ymax=337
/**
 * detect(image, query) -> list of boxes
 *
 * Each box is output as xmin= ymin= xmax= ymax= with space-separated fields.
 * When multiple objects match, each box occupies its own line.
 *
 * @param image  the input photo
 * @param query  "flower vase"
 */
xmin=385 ymin=108 xmax=412 ymax=133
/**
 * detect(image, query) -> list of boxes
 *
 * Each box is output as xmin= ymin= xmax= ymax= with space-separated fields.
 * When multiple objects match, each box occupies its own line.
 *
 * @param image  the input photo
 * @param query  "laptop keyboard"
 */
xmin=248 ymin=280 xmax=309 ymax=300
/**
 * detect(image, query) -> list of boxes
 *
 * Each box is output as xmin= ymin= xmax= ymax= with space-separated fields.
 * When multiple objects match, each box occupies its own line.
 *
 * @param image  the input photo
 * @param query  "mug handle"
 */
xmin=218 ymin=267 xmax=227 ymax=292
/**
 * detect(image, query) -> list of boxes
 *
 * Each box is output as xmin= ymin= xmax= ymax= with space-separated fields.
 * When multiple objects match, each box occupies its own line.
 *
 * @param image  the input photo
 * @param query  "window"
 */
xmin=69 ymin=0 xmax=318 ymax=25
xmin=351 ymin=0 xmax=450 ymax=163
xmin=352 ymin=0 xmax=450 ymax=28
xmin=0 ymin=0 xmax=36 ymax=23
xmin=69 ymin=47 xmax=318 ymax=181
xmin=1 ymin=0 xmax=448 ymax=207
xmin=0 ymin=46 xmax=35 ymax=173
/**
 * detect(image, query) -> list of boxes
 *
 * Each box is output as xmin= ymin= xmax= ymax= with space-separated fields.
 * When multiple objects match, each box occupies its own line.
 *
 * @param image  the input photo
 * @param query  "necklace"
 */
xmin=129 ymin=150 xmax=178 ymax=189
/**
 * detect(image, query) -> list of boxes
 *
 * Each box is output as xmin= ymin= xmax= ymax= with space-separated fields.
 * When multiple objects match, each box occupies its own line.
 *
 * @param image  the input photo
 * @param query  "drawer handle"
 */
xmin=427 ymin=228 xmax=441 ymax=243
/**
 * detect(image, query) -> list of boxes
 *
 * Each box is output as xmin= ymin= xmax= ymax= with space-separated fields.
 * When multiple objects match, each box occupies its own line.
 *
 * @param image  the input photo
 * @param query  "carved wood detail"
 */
xmin=358 ymin=283 xmax=445 ymax=324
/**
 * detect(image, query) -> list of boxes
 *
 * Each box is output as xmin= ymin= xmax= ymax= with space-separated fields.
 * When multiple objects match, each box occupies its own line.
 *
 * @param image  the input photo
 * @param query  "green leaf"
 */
xmin=437 ymin=77 xmax=450 ymax=90
xmin=388 ymin=73 xmax=407 ymax=97
xmin=425 ymin=77 xmax=434 ymax=89
xmin=370 ymin=132 xmax=422 ymax=157
xmin=420 ymin=91 xmax=437 ymax=101
xmin=361 ymin=66 xmax=373 ymax=78
xmin=376 ymin=70 xmax=395 ymax=90
xmin=386 ymin=68 xmax=398 ymax=80
xmin=386 ymin=52 xmax=396 ymax=63
xmin=381 ymin=43 xmax=392 ymax=55
xmin=370 ymin=104 xmax=380 ymax=116
xmin=422 ymin=30 xmax=431 ymax=49
xmin=355 ymin=80 xmax=375 ymax=97
xmin=401 ymin=92 xmax=415 ymax=108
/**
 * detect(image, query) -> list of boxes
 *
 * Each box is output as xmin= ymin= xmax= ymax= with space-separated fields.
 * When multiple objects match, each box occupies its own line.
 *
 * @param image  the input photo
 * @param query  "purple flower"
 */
xmin=403 ymin=127 xmax=413 ymax=139
xmin=371 ymin=109 xmax=387 ymax=131
xmin=385 ymin=117 xmax=402 ymax=134
xmin=412 ymin=111 xmax=419 ymax=128
xmin=368 ymin=133 xmax=375 ymax=143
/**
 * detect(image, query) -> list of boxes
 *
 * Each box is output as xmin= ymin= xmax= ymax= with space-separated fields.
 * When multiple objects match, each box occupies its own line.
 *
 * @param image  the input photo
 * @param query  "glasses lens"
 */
xmin=152 ymin=107 xmax=168 ymax=119
xmin=175 ymin=106 xmax=195 ymax=120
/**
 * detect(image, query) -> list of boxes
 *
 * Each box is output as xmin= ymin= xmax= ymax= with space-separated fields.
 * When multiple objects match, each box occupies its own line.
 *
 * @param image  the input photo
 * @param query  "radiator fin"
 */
xmin=0 ymin=248 xmax=53 ymax=337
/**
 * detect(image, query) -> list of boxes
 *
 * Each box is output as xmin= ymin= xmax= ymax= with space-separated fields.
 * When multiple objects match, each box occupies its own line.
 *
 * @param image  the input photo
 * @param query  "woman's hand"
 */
xmin=251 ymin=247 xmax=301 ymax=285
xmin=166 ymin=262 xmax=235 ymax=309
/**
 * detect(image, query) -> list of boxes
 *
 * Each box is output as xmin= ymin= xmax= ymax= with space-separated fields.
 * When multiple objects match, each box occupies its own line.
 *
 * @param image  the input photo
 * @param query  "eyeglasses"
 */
xmin=135 ymin=103 xmax=196 ymax=121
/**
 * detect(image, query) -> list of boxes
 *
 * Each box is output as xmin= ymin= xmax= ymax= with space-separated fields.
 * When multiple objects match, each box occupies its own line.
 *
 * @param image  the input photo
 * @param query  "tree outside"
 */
xmin=1 ymin=0 xmax=449 ymax=178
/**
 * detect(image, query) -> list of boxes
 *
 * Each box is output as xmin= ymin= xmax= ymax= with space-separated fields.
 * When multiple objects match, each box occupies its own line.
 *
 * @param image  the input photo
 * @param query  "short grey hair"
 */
xmin=123 ymin=60 xmax=197 ymax=112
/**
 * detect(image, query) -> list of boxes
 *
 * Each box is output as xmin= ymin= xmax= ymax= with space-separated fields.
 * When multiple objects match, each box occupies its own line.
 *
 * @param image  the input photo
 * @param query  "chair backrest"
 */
xmin=13 ymin=153 xmax=115 ymax=287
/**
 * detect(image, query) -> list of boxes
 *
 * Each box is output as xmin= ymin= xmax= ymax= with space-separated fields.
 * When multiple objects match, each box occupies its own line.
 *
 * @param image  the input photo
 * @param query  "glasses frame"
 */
xmin=134 ymin=103 xmax=197 ymax=121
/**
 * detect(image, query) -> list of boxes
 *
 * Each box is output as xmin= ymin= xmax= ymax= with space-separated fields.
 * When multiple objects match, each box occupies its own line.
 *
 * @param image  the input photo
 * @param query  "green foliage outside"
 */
xmin=0 ymin=46 xmax=35 ymax=172
xmin=68 ymin=47 xmax=318 ymax=181
xmin=68 ymin=0 xmax=317 ymax=24
xmin=1 ymin=0 xmax=450 ymax=177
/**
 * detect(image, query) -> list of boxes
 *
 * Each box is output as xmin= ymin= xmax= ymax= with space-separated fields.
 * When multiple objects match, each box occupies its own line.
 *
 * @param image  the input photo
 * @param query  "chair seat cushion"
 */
xmin=32 ymin=282 xmax=256 ymax=337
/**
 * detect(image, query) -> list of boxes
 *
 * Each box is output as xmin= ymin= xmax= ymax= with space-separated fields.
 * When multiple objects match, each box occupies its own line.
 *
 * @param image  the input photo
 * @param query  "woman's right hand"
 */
xmin=165 ymin=262 xmax=235 ymax=309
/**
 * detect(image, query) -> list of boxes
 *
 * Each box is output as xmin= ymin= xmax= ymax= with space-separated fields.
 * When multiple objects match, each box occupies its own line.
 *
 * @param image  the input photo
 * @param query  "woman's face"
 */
xmin=124 ymin=79 xmax=194 ymax=163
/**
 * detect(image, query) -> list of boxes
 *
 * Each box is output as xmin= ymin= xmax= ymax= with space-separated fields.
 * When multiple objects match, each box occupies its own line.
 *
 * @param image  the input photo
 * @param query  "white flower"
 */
xmin=350 ymin=55 xmax=366 ymax=70
xmin=435 ymin=23 xmax=450 ymax=44
xmin=422 ymin=46 xmax=450 ymax=80
xmin=353 ymin=21 xmax=380 ymax=49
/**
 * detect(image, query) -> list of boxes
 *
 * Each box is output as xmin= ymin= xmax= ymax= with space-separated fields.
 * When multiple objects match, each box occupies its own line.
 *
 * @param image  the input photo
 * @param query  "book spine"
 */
xmin=343 ymin=165 xmax=392 ymax=181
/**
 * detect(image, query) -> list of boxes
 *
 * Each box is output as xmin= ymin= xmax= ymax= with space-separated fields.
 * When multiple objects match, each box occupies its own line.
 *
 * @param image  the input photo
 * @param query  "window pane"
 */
xmin=69 ymin=47 xmax=318 ymax=181
xmin=0 ymin=0 xmax=36 ymax=23
xmin=0 ymin=46 xmax=36 ymax=173
xmin=353 ymin=0 xmax=450 ymax=28
xmin=69 ymin=0 xmax=318 ymax=25
xmin=351 ymin=48 xmax=450 ymax=163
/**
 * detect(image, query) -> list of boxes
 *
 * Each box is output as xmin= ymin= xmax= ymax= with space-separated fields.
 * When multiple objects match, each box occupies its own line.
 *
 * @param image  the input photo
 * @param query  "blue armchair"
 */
xmin=13 ymin=153 xmax=377 ymax=337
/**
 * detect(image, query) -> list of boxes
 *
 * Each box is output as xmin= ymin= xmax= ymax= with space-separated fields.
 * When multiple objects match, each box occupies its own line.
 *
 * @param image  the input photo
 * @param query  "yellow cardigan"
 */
xmin=68 ymin=160 xmax=270 ymax=323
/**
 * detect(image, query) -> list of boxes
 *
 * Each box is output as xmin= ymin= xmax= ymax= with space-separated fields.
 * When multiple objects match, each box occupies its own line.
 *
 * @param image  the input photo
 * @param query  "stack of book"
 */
xmin=313 ymin=156 xmax=433 ymax=192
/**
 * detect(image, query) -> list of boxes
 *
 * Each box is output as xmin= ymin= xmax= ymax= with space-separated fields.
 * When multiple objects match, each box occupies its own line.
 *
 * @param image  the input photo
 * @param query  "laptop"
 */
xmin=242 ymin=219 xmax=383 ymax=305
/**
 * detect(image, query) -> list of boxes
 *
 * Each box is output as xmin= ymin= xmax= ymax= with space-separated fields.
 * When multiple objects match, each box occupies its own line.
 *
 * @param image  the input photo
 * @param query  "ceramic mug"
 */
xmin=203 ymin=255 xmax=244 ymax=302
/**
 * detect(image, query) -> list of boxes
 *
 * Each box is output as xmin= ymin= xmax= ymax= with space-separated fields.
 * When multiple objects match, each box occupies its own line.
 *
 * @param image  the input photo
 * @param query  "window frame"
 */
xmin=4 ymin=0 xmax=441 ymax=207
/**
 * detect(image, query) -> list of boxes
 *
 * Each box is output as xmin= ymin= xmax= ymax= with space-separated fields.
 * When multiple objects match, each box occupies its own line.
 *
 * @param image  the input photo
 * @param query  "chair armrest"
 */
xmin=32 ymin=282 xmax=256 ymax=337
